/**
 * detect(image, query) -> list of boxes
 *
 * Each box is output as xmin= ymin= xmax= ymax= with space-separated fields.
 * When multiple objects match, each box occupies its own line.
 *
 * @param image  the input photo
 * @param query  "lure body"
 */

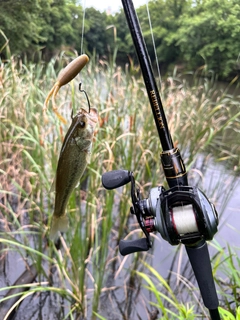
xmin=50 ymin=107 xmax=98 ymax=240
xmin=43 ymin=54 xmax=89 ymax=123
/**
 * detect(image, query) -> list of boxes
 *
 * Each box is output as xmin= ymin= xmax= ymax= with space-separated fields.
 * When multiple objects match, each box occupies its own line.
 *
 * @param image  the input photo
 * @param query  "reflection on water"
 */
xmin=153 ymin=156 xmax=240 ymax=274
xmin=217 ymin=180 xmax=240 ymax=246
xmin=150 ymin=157 xmax=240 ymax=315
xmin=1 ymin=157 xmax=239 ymax=319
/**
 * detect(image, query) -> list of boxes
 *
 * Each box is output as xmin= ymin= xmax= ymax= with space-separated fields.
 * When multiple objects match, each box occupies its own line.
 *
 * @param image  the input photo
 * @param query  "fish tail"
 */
xmin=49 ymin=215 xmax=69 ymax=242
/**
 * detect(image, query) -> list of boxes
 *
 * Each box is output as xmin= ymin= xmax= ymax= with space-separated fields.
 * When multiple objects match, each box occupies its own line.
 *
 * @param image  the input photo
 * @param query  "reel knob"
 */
xmin=102 ymin=170 xmax=131 ymax=190
xmin=119 ymin=238 xmax=150 ymax=256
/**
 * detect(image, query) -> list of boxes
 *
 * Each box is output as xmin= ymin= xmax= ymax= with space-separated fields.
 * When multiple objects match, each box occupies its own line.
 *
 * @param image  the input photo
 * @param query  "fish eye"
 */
xmin=79 ymin=121 xmax=85 ymax=128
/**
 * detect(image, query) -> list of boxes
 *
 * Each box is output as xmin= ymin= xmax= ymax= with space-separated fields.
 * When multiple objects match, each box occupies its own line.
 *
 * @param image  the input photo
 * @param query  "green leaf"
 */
xmin=219 ymin=307 xmax=236 ymax=320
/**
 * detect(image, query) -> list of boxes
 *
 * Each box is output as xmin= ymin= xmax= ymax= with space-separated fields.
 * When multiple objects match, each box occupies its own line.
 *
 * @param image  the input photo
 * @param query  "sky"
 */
xmin=84 ymin=0 xmax=147 ymax=13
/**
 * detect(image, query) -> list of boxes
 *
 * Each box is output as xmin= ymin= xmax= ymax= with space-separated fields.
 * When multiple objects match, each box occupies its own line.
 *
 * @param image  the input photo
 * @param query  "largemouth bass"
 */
xmin=50 ymin=107 xmax=98 ymax=241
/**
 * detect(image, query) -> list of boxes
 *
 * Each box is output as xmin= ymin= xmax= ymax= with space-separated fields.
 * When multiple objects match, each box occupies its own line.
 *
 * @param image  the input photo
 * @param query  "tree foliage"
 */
xmin=84 ymin=7 xmax=112 ymax=56
xmin=137 ymin=0 xmax=190 ymax=65
xmin=175 ymin=0 xmax=240 ymax=77
xmin=0 ymin=0 xmax=44 ymax=53
xmin=0 ymin=0 xmax=239 ymax=79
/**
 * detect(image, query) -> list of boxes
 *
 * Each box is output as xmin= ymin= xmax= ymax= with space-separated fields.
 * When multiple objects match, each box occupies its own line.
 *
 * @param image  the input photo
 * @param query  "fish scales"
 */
xmin=50 ymin=107 xmax=98 ymax=241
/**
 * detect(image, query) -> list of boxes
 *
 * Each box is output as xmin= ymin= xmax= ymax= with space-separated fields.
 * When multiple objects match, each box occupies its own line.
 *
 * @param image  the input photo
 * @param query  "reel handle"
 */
xmin=102 ymin=170 xmax=131 ymax=190
xmin=119 ymin=238 xmax=150 ymax=256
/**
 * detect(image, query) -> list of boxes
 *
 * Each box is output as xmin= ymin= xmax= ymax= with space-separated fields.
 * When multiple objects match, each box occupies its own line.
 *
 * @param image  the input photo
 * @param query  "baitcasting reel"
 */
xmin=102 ymin=169 xmax=218 ymax=256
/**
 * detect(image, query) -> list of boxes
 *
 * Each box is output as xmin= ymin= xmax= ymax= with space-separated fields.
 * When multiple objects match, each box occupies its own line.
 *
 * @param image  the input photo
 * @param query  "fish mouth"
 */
xmin=79 ymin=107 xmax=98 ymax=125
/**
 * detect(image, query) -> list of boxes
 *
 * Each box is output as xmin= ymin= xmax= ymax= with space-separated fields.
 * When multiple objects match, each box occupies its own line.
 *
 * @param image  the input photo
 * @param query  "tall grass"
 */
xmin=0 ymin=51 xmax=240 ymax=319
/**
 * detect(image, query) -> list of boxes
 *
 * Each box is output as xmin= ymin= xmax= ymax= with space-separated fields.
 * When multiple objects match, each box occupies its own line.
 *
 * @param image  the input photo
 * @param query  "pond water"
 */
xmin=152 ymin=160 xmax=240 ymax=277
xmin=1 ymin=73 xmax=239 ymax=319
xmin=1 ymin=157 xmax=239 ymax=320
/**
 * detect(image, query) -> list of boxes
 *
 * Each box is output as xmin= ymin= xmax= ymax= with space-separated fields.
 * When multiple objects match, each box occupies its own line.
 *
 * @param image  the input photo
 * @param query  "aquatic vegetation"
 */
xmin=0 ymin=52 xmax=239 ymax=319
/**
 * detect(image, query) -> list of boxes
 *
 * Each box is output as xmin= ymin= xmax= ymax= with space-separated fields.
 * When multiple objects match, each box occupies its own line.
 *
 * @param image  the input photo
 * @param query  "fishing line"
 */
xmin=145 ymin=1 xmax=162 ymax=90
xmin=172 ymin=205 xmax=198 ymax=234
xmin=81 ymin=0 xmax=87 ymax=54
xmin=80 ymin=2 xmax=90 ymax=113
xmin=146 ymin=2 xmax=184 ymax=200
xmin=146 ymin=0 xmax=185 ymax=191
xmin=145 ymin=2 xmax=184 ymax=206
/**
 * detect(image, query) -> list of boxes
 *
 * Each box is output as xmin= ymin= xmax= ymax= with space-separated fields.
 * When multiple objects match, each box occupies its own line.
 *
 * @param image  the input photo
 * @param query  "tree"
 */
xmin=64 ymin=1 xmax=86 ymax=52
xmin=112 ymin=9 xmax=135 ymax=62
xmin=38 ymin=0 xmax=76 ymax=57
xmin=136 ymin=0 xmax=190 ymax=65
xmin=84 ymin=7 xmax=113 ymax=57
xmin=176 ymin=0 xmax=240 ymax=77
xmin=0 ymin=0 xmax=44 ymax=55
xmin=0 ymin=0 xmax=76 ymax=58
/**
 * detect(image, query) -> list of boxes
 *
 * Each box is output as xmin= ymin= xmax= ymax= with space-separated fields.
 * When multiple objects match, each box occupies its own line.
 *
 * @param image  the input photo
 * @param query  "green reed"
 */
xmin=0 ymin=51 xmax=239 ymax=319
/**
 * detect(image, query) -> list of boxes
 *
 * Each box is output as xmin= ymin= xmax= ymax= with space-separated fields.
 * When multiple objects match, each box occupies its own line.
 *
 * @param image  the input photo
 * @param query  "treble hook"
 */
xmin=79 ymin=82 xmax=91 ymax=113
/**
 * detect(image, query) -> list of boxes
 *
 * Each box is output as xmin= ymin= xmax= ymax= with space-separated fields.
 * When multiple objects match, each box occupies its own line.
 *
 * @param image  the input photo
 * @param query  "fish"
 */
xmin=49 ymin=107 xmax=98 ymax=241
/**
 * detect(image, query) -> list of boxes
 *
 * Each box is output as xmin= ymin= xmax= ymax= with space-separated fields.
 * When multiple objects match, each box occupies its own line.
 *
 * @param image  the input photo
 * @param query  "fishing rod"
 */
xmin=102 ymin=0 xmax=220 ymax=319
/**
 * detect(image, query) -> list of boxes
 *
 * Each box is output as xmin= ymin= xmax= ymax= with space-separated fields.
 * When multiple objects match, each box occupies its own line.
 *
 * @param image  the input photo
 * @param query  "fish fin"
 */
xmin=49 ymin=215 xmax=69 ymax=242
xmin=75 ymin=181 xmax=80 ymax=189
xmin=86 ymin=152 xmax=91 ymax=164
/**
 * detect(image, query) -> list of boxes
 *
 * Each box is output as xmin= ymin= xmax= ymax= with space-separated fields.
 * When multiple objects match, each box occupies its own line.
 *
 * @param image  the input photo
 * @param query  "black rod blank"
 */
xmin=185 ymin=242 xmax=219 ymax=310
xmin=121 ymin=1 xmax=220 ymax=319
xmin=121 ymin=0 xmax=173 ymax=151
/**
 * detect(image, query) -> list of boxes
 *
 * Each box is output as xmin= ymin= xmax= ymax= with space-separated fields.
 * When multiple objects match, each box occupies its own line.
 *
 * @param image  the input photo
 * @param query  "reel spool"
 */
xmin=171 ymin=205 xmax=199 ymax=235
xmin=154 ymin=185 xmax=219 ymax=246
